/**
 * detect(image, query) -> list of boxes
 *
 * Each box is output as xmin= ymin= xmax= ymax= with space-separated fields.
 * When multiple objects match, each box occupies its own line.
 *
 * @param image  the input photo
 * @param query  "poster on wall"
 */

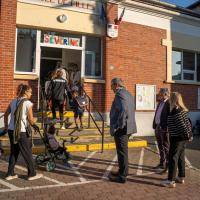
xmin=136 ymin=84 xmax=156 ymax=110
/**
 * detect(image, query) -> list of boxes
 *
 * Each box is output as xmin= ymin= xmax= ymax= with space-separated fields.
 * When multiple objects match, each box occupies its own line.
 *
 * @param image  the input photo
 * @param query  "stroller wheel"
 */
xmin=46 ymin=161 xmax=56 ymax=172
xmin=35 ymin=154 xmax=45 ymax=165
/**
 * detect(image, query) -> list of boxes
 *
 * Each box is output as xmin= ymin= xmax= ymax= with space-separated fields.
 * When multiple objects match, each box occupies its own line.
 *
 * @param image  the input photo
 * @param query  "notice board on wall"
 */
xmin=136 ymin=84 xmax=156 ymax=110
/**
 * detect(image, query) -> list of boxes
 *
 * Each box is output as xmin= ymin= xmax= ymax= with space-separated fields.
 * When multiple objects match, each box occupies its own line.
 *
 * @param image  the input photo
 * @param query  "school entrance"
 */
xmin=40 ymin=47 xmax=82 ymax=88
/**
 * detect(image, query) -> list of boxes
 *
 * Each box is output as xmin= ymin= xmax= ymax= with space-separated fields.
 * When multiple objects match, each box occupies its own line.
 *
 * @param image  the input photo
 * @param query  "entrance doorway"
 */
xmin=40 ymin=47 xmax=82 ymax=88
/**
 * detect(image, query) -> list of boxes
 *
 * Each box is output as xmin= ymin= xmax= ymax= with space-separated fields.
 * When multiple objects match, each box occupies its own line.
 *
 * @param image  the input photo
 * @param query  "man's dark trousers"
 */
xmin=114 ymin=127 xmax=128 ymax=180
xmin=155 ymin=126 xmax=169 ymax=167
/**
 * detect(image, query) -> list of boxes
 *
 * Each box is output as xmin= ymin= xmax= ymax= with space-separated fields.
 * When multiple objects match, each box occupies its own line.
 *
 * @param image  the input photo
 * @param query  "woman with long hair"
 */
xmin=4 ymin=84 xmax=43 ymax=181
xmin=161 ymin=92 xmax=192 ymax=188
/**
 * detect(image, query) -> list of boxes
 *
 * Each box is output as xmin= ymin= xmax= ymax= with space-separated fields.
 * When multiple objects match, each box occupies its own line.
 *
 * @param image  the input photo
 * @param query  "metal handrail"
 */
xmin=39 ymin=83 xmax=105 ymax=152
xmin=80 ymin=85 xmax=105 ymax=152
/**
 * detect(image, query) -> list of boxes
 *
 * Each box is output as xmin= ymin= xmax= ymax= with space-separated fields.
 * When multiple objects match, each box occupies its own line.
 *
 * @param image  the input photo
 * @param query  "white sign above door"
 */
xmin=18 ymin=0 xmax=101 ymax=14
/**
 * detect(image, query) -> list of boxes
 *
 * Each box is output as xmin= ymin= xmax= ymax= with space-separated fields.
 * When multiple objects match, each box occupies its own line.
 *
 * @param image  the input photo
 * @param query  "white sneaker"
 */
xmin=176 ymin=177 xmax=185 ymax=184
xmin=160 ymin=180 xmax=176 ymax=188
xmin=5 ymin=174 xmax=18 ymax=181
xmin=28 ymin=174 xmax=43 ymax=181
xmin=60 ymin=125 xmax=65 ymax=130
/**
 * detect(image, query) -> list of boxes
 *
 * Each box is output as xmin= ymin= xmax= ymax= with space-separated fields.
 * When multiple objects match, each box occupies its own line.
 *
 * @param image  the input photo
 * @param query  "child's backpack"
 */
xmin=76 ymin=95 xmax=88 ymax=108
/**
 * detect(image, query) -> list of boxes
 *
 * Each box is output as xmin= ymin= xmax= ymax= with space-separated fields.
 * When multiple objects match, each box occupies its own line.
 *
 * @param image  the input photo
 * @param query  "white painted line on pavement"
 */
xmin=136 ymin=148 xmax=144 ymax=176
xmin=0 ymin=179 xmax=20 ymax=189
xmin=57 ymin=161 xmax=87 ymax=182
xmin=76 ymin=151 xmax=97 ymax=170
xmin=13 ymin=164 xmax=67 ymax=186
xmin=185 ymin=156 xmax=193 ymax=169
xmin=102 ymin=154 xmax=118 ymax=180
xmin=0 ymin=180 xmax=101 ymax=193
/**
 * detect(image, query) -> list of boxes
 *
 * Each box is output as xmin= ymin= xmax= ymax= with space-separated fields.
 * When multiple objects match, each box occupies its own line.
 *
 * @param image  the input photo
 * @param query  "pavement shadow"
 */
xmin=127 ymin=177 xmax=162 ymax=187
xmin=186 ymin=136 xmax=200 ymax=151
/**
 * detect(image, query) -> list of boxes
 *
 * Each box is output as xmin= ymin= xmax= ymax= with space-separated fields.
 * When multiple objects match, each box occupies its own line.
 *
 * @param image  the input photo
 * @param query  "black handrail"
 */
xmin=80 ymin=85 xmax=105 ymax=152
xmin=39 ymin=83 xmax=105 ymax=152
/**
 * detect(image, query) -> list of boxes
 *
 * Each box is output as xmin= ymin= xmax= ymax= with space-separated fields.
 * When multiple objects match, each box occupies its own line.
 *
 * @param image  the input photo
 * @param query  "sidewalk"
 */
xmin=0 ymin=137 xmax=199 ymax=200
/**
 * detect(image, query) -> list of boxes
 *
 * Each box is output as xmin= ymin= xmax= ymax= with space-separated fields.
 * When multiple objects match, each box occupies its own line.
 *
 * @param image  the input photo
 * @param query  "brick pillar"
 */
xmin=104 ymin=3 xmax=119 ymax=114
xmin=0 ymin=0 xmax=17 ymax=112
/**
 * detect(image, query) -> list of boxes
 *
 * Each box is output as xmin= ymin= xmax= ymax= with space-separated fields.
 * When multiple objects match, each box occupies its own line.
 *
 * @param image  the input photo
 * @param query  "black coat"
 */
xmin=153 ymin=100 xmax=170 ymax=130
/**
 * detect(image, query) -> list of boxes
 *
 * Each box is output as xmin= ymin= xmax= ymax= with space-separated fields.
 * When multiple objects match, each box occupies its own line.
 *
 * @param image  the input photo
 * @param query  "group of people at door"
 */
xmin=44 ymin=62 xmax=88 ymax=130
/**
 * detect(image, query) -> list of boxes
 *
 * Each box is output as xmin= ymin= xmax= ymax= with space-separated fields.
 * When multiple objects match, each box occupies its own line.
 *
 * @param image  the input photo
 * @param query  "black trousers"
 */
xmin=51 ymin=99 xmax=64 ymax=122
xmin=7 ymin=130 xmax=36 ymax=177
xmin=114 ymin=128 xmax=129 ymax=180
xmin=155 ymin=126 xmax=169 ymax=166
xmin=168 ymin=139 xmax=186 ymax=181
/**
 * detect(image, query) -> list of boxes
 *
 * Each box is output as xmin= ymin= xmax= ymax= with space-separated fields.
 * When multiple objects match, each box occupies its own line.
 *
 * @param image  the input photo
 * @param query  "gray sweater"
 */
xmin=110 ymin=88 xmax=137 ymax=136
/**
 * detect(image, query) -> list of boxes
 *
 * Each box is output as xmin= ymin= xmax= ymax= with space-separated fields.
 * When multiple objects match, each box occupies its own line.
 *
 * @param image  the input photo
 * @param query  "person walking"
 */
xmin=161 ymin=92 xmax=192 ymax=188
xmin=109 ymin=78 xmax=137 ymax=183
xmin=48 ymin=69 xmax=69 ymax=129
xmin=153 ymin=88 xmax=170 ymax=170
xmin=4 ymin=84 xmax=43 ymax=181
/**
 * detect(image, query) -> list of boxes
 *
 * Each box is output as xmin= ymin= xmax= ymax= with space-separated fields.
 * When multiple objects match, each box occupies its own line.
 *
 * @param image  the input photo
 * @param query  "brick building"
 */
xmin=1 ymin=0 xmax=200 ymax=136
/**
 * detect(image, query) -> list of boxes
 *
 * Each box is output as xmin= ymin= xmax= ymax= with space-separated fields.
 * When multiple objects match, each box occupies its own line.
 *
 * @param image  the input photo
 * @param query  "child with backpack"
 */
xmin=70 ymin=87 xmax=88 ymax=130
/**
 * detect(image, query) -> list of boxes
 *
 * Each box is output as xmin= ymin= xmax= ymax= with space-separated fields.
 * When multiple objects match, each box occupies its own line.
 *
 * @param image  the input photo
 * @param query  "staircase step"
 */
xmin=37 ymin=111 xmax=74 ymax=118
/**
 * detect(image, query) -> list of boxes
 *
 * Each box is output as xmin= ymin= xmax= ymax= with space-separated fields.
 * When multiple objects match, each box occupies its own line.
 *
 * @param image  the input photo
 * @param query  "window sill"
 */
xmin=83 ymin=78 xmax=105 ymax=84
xmin=164 ymin=80 xmax=200 ymax=85
xmin=14 ymin=74 xmax=39 ymax=80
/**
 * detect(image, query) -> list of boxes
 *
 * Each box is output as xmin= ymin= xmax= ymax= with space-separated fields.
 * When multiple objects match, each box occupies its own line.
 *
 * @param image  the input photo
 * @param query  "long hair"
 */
xmin=17 ymin=84 xmax=32 ymax=97
xmin=169 ymin=92 xmax=188 ymax=112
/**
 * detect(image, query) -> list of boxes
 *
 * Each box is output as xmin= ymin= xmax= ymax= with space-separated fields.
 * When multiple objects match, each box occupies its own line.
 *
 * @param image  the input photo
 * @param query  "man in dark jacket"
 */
xmin=153 ymin=88 xmax=170 ymax=170
xmin=109 ymin=78 xmax=137 ymax=183
xmin=48 ymin=70 xmax=69 ymax=129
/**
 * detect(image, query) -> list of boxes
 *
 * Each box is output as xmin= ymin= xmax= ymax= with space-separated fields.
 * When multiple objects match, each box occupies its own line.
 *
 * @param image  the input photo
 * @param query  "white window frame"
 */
xmin=14 ymin=29 xmax=103 ymax=79
xmin=14 ymin=28 xmax=38 ymax=75
xmin=172 ymin=49 xmax=198 ymax=83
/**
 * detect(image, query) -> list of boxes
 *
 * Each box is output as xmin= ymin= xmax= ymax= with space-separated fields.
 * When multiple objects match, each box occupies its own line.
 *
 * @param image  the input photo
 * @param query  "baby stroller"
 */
xmin=35 ymin=119 xmax=71 ymax=172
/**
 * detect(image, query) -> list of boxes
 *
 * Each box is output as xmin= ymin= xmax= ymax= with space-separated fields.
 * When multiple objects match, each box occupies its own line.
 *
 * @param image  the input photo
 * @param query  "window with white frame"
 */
xmin=172 ymin=49 xmax=200 ymax=82
xmin=85 ymin=36 xmax=102 ymax=78
xmin=15 ymin=28 xmax=37 ymax=73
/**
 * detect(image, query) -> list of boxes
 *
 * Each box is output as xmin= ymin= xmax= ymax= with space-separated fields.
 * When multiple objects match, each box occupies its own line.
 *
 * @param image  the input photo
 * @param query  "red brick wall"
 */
xmin=171 ymin=84 xmax=199 ymax=111
xmin=104 ymin=3 xmax=169 ymax=112
xmin=13 ymin=80 xmax=39 ymax=111
xmin=84 ymin=82 xmax=105 ymax=112
xmin=0 ymin=0 xmax=17 ymax=112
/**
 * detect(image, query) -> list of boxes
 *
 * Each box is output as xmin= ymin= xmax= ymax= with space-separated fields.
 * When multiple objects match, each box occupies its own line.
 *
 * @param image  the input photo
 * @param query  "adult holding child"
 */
xmin=4 ymin=84 xmax=43 ymax=181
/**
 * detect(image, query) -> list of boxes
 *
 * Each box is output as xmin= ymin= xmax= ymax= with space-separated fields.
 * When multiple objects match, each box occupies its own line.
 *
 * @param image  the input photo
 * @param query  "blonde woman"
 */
xmin=161 ymin=92 xmax=192 ymax=188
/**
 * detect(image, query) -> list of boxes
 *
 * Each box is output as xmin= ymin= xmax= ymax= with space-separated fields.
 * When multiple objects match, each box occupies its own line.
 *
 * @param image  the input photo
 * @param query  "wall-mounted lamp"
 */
xmin=57 ymin=14 xmax=67 ymax=23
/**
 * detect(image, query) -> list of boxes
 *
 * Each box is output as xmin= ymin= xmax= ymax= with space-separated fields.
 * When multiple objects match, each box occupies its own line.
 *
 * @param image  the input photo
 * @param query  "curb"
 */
xmin=2 ymin=140 xmax=147 ymax=154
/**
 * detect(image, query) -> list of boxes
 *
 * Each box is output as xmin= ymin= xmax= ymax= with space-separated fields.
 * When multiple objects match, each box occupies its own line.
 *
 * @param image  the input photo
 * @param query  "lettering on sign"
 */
xmin=44 ymin=34 xmax=80 ymax=47
xmin=19 ymin=0 xmax=98 ymax=11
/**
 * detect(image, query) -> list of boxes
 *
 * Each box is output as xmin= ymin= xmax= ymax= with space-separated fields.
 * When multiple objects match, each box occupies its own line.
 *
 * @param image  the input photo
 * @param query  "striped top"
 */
xmin=167 ymin=108 xmax=191 ymax=140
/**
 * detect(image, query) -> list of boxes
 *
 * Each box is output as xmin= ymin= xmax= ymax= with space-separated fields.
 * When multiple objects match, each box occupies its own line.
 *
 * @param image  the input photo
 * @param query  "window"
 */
xmin=172 ymin=49 xmax=200 ymax=82
xmin=85 ymin=36 xmax=102 ymax=77
xmin=172 ymin=50 xmax=182 ymax=80
xmin=15 ymin=28 xmax=36 ymax=73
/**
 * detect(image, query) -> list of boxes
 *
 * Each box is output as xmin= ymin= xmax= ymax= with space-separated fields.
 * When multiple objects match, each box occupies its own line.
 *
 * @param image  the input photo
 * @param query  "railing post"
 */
xmin=88 ymin=100 xmax=91 ymax=128
xmin=101 ymin=120 xmax=105 ymax=153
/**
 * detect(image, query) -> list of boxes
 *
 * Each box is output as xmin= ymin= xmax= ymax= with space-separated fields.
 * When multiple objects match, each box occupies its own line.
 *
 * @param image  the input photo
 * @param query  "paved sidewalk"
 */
xmin=0 ymin=137 xmax=199 ymax=200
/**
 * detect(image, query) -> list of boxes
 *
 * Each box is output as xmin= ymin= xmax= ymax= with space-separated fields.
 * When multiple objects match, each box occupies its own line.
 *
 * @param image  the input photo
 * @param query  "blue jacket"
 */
xmin=110 ymin=88 xmax=137 ymax=136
